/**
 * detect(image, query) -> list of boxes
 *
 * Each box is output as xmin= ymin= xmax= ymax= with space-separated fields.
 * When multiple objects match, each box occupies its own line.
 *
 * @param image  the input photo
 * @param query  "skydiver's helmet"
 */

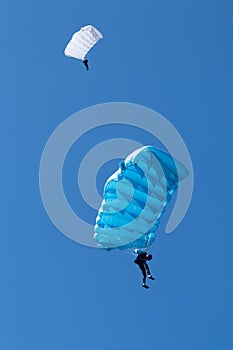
xmin=147 ymin=254 xmax=152 ymax=261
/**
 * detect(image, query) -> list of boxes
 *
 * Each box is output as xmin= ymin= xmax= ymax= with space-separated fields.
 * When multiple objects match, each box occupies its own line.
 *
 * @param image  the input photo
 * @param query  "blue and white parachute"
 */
xmin=94 ymin=146 xmax=188 ymax=253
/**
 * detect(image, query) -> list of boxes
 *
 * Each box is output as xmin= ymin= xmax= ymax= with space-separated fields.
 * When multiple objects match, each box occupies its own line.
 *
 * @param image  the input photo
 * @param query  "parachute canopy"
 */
xmin=94 ymin=146 xmax=188 ymax=253
xmin=64 ymin=25 xmax=103 ymax=60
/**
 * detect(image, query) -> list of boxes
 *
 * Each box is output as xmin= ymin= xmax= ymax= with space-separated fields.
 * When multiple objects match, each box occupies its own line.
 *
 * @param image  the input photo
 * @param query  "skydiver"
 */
xmin=119 ymin=160 xmax=127 ymax=171
xmin=83 ymin=59 xmax=89 ymax=70
xmin=119 ymin=159 xmax=137 ymax=171
xmin=134 ymin=251 xmax=155 ymax=289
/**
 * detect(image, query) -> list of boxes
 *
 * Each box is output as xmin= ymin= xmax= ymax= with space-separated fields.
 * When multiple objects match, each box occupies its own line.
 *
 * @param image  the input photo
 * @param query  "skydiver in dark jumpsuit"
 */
xmin=134 ymin=252 xmax=155 ymax=289
xmin=83 ymin=59 xmax=89 ymax=70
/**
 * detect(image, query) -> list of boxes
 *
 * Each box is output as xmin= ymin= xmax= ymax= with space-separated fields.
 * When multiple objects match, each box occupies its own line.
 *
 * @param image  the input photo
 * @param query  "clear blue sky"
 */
xmin=1 ymin=0 xmax=233 ymax=349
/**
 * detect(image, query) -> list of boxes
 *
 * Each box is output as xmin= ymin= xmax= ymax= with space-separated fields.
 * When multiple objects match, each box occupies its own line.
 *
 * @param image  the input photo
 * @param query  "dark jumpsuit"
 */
xmin=134 ymin=252 xmax=151 ymax=284
xmin=83 ymin=59 xmax=89 ymax=70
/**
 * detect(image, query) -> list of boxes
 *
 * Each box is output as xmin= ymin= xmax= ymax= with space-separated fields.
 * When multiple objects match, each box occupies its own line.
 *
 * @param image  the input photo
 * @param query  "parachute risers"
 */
xmin=64 ymin=25 xmax=103 ymax=61
xmin=94 ymin=146 xmax=189 ymax=252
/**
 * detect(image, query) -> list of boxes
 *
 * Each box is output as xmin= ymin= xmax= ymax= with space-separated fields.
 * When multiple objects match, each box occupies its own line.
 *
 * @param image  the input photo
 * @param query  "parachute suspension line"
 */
xmin=126 ymin=248 xmax=137 ymax=256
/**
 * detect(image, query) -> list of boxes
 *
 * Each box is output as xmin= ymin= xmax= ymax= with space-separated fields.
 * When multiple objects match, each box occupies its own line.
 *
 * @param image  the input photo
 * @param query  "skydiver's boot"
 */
xmin=148 ymin=275 xmax=155 ymax=280
xmin=142 ymin=283 xmax=149 ymax=289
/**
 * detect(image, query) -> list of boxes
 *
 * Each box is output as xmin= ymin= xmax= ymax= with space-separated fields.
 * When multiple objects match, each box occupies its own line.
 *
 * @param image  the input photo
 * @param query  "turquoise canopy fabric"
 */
xmin=94 ymin=146 xmax=188 ymax=252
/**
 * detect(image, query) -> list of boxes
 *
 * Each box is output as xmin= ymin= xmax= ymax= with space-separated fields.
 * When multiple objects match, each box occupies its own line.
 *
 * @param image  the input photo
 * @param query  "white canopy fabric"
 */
xmin=64 ymin=25 xmax=103 ymax=60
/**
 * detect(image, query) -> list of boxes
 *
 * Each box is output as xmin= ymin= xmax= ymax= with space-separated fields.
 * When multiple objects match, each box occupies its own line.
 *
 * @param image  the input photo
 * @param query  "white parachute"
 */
xmin=64 ymin=25 xmax=103 ymax=61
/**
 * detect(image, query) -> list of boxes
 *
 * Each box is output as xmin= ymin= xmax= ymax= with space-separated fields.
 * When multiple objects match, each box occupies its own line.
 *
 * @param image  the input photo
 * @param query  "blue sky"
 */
xmin=1 ymin=0 xmax=233 ymax=349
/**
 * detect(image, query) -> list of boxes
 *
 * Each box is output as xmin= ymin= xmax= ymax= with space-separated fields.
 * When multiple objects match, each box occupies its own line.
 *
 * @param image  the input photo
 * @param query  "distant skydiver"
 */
xmin=83 ymin=59 xmax=89 ymax=70
xmin=134 ymin=251 xmax=155 ymax=289
xmin=119 ymin=160 xmax=127 ymax=171
xmin=64 ymin=25 xmax=103 ymax=70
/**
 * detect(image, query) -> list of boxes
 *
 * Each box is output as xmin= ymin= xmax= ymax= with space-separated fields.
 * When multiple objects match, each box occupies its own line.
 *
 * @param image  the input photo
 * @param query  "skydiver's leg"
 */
xmin=145 ymin=262 xmax=151 ymax=276
xmin=139 ymin=264 xmax=147 ymax=285
xmin=145 ymin=262 xmax=155 ymax=280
